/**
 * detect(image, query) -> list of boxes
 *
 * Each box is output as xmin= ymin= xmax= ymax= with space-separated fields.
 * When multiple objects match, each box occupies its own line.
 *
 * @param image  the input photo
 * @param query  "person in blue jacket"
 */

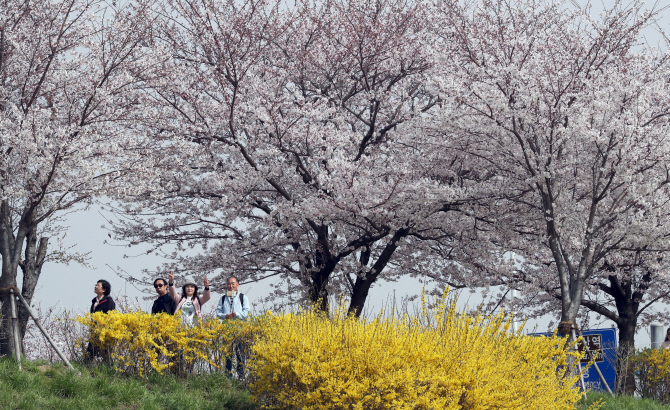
xmin=216 ymin=276 xmax=251 ymax=378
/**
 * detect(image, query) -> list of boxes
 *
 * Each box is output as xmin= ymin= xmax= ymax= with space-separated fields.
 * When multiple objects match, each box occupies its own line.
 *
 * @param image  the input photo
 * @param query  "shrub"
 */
xmin=78 ymin=311 xmax=270 ymax=377
xmin=248 ymin=295 xmax=586 ymax=410
xmin=629 ymin=348 xmax=670 ymax=403
xmin=23 ymin=306 xmax=89 ymax=362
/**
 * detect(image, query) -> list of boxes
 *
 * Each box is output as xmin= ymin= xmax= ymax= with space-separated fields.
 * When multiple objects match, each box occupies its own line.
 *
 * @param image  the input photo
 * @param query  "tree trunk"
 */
xmin=348 ymin=276 xmax=373 ymax=317
xmin=306 ymin=222 xmax=338 ymax=313
xmin=18 ymin=226 xmax=48 ymax=340
xmin=578 ymin=270 xmax=650 ymax=395
xmin=0 ymin=200 xmax=30 ymax=357
xmin=615 ymin=319 xmax=637 ymax=395
xmin=606 ymin=273 xmax=641 ymax=395
xmin=347 ymin=228 xmax=409 ymax=317
xmin=0 ymin=289 xmax=21 ymax=358
xmin=309 ymin=261 xmax=336 ymax=313
xmin=347 ymin=245 xmax=372 ymax=317
xmin=615 ymin=294 xmax=637 ymax=357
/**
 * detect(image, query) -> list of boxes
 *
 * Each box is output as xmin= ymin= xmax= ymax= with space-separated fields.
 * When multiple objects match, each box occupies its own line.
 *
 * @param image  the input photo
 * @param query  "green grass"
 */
xmin=577 ymin=391 xmax=670 ymax=410
xmin=5 ymin=358 xmax=670 ymax=410
xmin=0 ymin=358 xmax=256 ymax=410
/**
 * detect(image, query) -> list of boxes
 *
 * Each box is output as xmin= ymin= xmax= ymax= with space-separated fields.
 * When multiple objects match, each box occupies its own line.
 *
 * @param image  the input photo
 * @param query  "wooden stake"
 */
xmin=571 ymin=328 xmax=586 ymax=399
xmin=15 ymin=292 xmax=76 ymax=372
xmin=9 ymin=288 xmax=21 ymax=370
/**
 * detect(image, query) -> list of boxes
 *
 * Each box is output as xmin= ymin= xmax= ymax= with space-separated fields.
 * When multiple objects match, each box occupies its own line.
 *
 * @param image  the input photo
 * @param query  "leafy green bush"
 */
xmin=630 ymin=348 xmax=670 ymax=403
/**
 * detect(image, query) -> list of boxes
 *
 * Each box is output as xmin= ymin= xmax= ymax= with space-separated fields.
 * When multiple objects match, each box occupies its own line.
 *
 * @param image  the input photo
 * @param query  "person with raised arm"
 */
xmin=168 ymin=271 xmax=210 ymax=326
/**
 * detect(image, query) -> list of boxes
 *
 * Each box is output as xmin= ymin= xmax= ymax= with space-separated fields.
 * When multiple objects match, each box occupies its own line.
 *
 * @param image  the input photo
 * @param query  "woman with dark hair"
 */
xmin=168 ymin=271 xmax=210 ymax=326
xmin=662 ymin=328 xmax=670 ymax=349
xmin=90 ymin=279 xmax=116 ymax=313
xmin=87 ymin=279 xmax=116 ymax=361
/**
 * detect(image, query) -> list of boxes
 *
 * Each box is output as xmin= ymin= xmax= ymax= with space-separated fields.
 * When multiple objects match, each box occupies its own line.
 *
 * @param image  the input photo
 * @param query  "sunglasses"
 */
xmin=154 ymin=284 xmax=164 ymax=289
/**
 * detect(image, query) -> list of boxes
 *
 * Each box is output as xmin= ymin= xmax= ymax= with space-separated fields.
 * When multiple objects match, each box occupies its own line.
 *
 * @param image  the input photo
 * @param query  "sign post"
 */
xmin=575 ymin=328 xmax=615 ymax=395
xmin=531 ymin=327 xmax=617 ymax=394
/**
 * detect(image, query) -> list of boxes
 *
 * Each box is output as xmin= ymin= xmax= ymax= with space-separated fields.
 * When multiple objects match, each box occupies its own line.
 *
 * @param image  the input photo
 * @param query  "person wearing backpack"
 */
xmin=216 ymin=276 xmax=250 ymax=321
xmin=168 ymin=271 xmax=211 ymax=326
xmin=216 ymin=276 xmax=251 ymax=378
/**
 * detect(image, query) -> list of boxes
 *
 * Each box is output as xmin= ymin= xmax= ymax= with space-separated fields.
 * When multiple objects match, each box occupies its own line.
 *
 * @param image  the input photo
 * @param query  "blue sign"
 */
xmin=530 ymin=328 xmax=617 ymax=392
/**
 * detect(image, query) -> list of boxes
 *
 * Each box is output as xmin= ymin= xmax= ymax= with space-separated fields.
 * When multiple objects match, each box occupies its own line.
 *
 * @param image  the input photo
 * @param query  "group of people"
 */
xmin=148 ymin=272 xmax=250 ymax=323
xmin=89 ymin=272 xmax=251 ymax=377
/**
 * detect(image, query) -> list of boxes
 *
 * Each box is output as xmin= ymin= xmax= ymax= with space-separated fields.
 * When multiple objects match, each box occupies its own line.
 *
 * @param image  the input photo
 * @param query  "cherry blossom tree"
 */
xmin=539 ymin=252 xmax=670 ymax=349
xmin=435 ymin=0 xmax=670 ymax=344
xmin=109 ymin=0 xmax=489 ymax=315
xmin=0 ymin=0 xmax=159 ymax=355
xmin=510 ymin=251 xmax=670 ymax=392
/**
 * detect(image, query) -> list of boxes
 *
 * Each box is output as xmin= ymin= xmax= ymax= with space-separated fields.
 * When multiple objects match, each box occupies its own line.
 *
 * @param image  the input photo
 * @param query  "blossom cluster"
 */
xmin=249 ymin=294 xmax=587 ymax=409
xmin=76 ymin=291 xmax=593 ymax=409
xmin=629 ymin=348 xmax=670 ymax=403
xmin=79 ymin=311 xmax=270 ymax=376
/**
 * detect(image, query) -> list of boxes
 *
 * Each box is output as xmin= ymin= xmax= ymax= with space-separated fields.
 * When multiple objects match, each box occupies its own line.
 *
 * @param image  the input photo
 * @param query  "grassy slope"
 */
xmin=0 ymin=359 xmax=256 ymax=410
xmin=3 ymin=358 xmax=670 ymax=410
xmin=577 ymin=392 xmax=670 ymax=410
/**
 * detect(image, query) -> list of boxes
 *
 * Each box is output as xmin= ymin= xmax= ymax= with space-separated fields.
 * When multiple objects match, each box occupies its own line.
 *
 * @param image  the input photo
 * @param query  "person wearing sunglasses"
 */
xmin=151 ymin=277 xmax=177 ymax=315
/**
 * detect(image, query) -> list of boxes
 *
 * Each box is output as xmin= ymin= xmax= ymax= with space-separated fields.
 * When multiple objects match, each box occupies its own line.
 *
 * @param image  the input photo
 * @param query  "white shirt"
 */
xmin=216 ymin=293 xmax=251 ymax=321
xmin=181 ymin=300 xmax=196 ymax=326
xmin=93 ymin=295 xmax=104 ymax=310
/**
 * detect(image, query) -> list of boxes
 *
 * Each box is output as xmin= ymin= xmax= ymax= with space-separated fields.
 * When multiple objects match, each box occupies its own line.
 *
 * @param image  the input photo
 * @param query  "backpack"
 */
xmin=222 ymin=293 xmax=245 ymax=309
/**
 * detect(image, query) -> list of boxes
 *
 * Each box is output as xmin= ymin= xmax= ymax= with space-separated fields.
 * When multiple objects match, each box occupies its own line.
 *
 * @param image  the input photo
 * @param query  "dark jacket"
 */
xmin=152 ymin=293 xmax=177 ymax=315
xmin=90 ymin=295 xmax=116 ymax=314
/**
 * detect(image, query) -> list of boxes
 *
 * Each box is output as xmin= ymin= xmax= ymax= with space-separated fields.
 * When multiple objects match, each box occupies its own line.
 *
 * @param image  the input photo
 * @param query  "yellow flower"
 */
xmin=78 ymin=291 xmax=588 ymax=409
xmin=249 ymin=290 xmax=586 ymax=410
xmin=78 ymin=310 xmax=270 ymax=376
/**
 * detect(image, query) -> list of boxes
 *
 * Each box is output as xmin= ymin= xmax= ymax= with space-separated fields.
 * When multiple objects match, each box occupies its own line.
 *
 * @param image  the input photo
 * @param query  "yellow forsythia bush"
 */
xmin=79 ymin=311 xmax=270 ymax=376
xmin=249 ymin=295 xmax=585 ymax=410
xmin=631 ymin=348 xmax=670 ymax=402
